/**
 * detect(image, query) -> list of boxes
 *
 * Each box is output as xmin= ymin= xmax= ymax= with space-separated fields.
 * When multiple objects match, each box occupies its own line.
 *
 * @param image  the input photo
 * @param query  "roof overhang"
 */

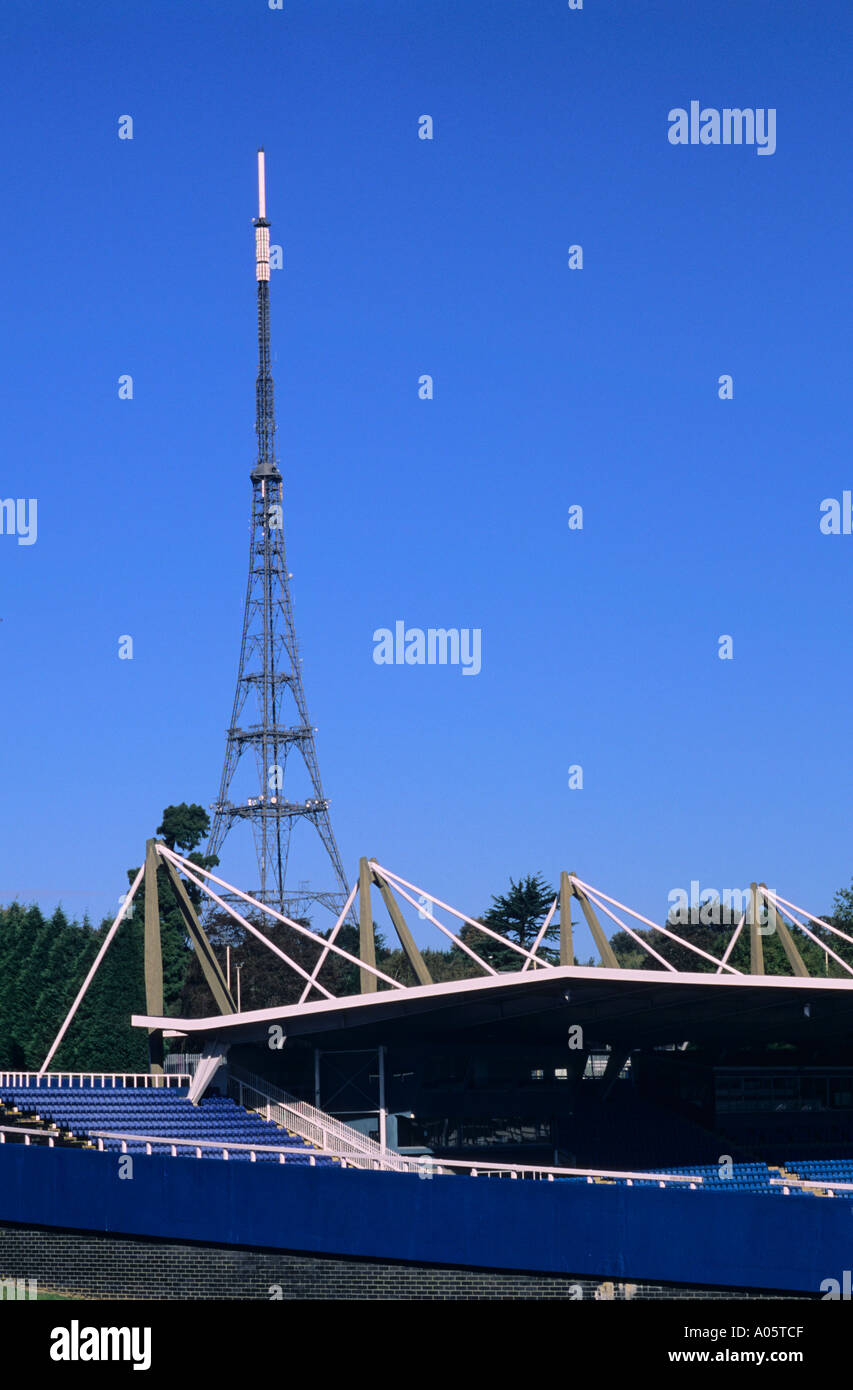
xmin=133 ymin=964 xmax=853 ymax=1053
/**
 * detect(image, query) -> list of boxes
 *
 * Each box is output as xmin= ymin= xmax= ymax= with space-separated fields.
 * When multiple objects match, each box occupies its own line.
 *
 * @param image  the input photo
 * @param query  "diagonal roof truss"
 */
xmin=38 ymin=844 xmax=853 ymax=1075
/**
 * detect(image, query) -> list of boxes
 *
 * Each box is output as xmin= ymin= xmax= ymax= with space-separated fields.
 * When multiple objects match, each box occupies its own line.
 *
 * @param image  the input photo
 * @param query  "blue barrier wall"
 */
xmin=0 ymin=1145 xmax=843 ymax=1293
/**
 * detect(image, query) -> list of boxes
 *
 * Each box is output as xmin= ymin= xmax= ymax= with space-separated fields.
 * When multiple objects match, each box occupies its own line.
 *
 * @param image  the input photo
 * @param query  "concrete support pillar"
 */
xmin=560 ymin=871 xmax=574 ymax=967
xmin=358 ymin=856 xmax=377 ymax=994
xmin=143 ymin=838 xmax=164 ymax=1076
xmin=763 ymin=886 xmax=809 ymax=977
xmin=749 ymin=881 xmax=764 ymax=976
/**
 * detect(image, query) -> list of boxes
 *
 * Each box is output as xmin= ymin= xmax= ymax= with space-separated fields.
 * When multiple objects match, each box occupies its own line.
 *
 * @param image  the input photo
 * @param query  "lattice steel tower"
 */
xmin=207 ymin=150 xmax=350 ymax=920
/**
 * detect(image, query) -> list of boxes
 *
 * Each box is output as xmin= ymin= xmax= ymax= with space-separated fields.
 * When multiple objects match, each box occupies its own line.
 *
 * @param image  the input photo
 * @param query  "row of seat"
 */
xmin=0 ymin=1085 xmax=322 ymax=1159
xmin=646 ymin=1163 xmax=772 ymax=1191
xmin=785 ymin=1160 xmax=853 ymax=1182
xmin=576 ymin=1160 xmax=853 ymax=1196
xmin=2 ymin=1091 xmax=191 ymax=1101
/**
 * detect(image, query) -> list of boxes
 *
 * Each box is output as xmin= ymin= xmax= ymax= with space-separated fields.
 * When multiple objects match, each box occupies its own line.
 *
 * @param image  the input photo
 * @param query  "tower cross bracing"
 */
xmin=207 ymin=150 xmax=349 ymax=921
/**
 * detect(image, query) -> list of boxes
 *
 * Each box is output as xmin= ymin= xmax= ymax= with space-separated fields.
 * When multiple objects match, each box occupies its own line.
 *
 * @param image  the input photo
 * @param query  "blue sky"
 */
xmin=0 ymin=0 xmax=851 ymax=962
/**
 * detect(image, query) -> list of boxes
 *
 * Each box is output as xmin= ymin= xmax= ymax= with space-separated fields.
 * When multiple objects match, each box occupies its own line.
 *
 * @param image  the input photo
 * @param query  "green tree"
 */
xmin=128 ymin=802 xmax=220 ymax=1018
xmin=455 ymin=873 xmax=557 ymax=972
xmin=69 ymin=913 xmax=147 ymax=1071
xmin=608 ymin=900 xmax=845 ymax=978
xmin=0 ymin=903 xmax=32 ymax=1066
xmin=30 ymin=916 xmax=98 ymax=1070
xmin=178 ymin=906 xmax=329 ymax=1015
xmin=157 ymin=803 xmax=212 ymax=853
xmin=17 ymin=907 xmax=72 ymax=1067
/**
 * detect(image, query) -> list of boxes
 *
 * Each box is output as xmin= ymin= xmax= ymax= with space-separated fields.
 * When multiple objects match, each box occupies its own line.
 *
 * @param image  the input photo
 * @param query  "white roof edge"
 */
xmin=132 ymin=961 xmax=853 ymax=1034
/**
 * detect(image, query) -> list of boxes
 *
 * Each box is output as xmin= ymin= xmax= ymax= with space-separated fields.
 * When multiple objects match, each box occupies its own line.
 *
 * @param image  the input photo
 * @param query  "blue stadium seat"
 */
xmin=0 ymin=1081 xmax=337 ymax=1167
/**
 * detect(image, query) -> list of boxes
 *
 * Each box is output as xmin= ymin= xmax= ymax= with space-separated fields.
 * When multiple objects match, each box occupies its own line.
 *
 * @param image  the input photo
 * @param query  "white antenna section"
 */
xmin=257 ymin=148 xmax=266 ymax=220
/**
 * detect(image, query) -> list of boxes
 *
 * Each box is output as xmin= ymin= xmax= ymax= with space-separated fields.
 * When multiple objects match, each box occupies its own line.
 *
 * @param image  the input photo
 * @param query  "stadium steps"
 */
xmin=779 ymin=1158 xmax=853 ymax=1195
xmin=228 ymin=1066 xmax=424 ymax=1172
xmin=229 ymin=1092 xmax=327 ymax=1155
xmin=0 ymin=1082 xmax=341 ymax=1165
xmin=0 ymin=1097 xmax=88 ymax=1148
xmin=775 ymin=1164 xmax=802 ymax=1184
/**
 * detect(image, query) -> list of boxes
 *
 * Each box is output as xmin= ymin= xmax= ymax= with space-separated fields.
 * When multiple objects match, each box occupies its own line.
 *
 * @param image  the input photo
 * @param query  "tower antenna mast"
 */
xmin=207 ymin=150 xmax=351 ymax=922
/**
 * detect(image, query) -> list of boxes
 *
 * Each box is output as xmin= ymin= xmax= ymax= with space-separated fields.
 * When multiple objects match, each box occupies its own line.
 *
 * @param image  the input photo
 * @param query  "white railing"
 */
xmin=769 ymin=1177 xmax=853 ymax=1194
xmin=0 ymin=1071 xmax=191 ymax=1090
xmin=433 ymin=1159 xmax=853 ymax=1190
xmin=164 ymin=1054 xmax=207 ymax=1076
xmin=89 ymin=1130 xmax=384 ymax=1168
xmin=7 ymin=1107 xmax=831 ymax=1193
xmin=418 ymin=1157 xmax=705 ymax=1184
xmin=229 ymin=1066 xmax=423 ymax=1173
xmin=80 ymin=1133 xmax=770 ymax=1190
xmin=0 ymin=1125 xmax=60 ymax=1147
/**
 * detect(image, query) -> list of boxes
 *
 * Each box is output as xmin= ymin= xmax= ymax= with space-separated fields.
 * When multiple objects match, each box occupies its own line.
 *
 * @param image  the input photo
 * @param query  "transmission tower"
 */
xmin=207 ymin=149 xmax=350 ymax=922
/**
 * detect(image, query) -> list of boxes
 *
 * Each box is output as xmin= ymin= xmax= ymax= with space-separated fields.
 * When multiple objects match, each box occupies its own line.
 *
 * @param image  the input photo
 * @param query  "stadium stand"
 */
xmin=0 ymin=1078 xmax=336 ymax=1165
xmin=3 ymin=1075 xmax=851 ymax=1197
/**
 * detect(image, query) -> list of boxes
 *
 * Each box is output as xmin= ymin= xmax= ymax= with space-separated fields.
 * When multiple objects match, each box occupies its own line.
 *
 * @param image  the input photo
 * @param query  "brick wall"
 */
xmin=0 ymin=1222 xmax=809 ymax=1300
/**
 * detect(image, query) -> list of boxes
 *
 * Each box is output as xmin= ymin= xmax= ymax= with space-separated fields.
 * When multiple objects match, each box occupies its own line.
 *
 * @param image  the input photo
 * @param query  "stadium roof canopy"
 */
xmin=135 ymin=964 xmax=853 ymax=1053
xmin=39 ymin=841 xmax=853 ymax=1079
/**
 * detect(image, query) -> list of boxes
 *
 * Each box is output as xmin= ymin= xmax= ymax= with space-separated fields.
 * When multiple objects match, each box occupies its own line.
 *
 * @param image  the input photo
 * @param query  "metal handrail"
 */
xmin=415 ymin=1156 xmax=706 ymax=1183
xmin=429 ymin=1157 xmax=853 ymax=1189
xmin=229 ymin=1066 xmax=423 ymax=1173
xmin=769 ymin=1177 xmax=853 ymax=1194
xmin=0 ymin=1071 xmax=191 ymax=1090
xmin=0 ymin=1125 xmax=60 ymax=1146
xmin=14 ymin=1115 xmax=836 ymax=1191
xmin=88 ymin=1130 xmax=384 ymax=1168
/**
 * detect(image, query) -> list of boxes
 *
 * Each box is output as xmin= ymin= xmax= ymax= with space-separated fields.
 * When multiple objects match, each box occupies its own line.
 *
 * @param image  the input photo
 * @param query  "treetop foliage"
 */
xmin=156 ymin=803 xmax=211 ymax=853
